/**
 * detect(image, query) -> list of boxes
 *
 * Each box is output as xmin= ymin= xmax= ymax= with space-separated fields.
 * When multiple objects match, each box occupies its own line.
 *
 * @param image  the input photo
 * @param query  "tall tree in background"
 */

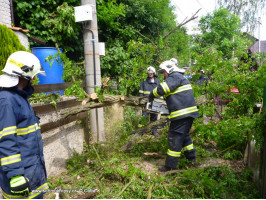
xmin=196 ymin=8 xmax=250 ymax=59
xmin=97 ymin=0 xmax=190 ymax=95
xmin=217 ymin=0 xmax=266 ymax=34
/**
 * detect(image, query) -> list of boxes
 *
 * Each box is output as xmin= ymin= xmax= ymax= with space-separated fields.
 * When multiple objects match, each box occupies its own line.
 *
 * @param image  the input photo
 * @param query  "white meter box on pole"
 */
xmin=74 ymin=5 xmax=92 ymax=22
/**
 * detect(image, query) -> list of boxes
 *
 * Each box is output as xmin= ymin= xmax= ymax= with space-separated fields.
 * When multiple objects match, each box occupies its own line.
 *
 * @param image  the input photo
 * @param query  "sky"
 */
xmin=170 ymin=0 xmax=266 ymax=41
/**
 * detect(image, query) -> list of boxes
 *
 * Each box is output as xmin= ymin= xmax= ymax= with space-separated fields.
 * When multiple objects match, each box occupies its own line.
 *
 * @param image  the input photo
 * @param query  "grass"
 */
xmin=44 ymin=107 xmax=262 ymax=199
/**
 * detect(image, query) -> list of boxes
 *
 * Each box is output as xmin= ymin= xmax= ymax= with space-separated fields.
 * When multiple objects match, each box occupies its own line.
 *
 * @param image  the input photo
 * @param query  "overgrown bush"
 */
xmin=0 ymin=24 xmax=26 ymax=73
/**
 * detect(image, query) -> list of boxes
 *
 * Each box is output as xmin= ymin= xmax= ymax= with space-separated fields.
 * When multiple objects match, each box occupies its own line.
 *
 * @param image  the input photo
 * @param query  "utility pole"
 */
xmin=258 ymin=17 xmax=261 ymax=53
xmin=81 ymin=0 xmax=105 ymax=142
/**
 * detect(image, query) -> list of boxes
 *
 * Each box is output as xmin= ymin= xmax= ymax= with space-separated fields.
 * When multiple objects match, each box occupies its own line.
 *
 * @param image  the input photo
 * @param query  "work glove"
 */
xmin=10 ymin=175 xmax=31 ymax=196
xmin=148 ymin=94 xmax=154 ymax=102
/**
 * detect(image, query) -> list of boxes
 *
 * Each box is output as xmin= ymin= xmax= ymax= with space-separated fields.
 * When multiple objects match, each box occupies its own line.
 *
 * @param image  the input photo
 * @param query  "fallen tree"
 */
xmin=60 ymin=93 xmax=208 ymax=119
xmin=59 ymin=93 xmax=209 ymax=151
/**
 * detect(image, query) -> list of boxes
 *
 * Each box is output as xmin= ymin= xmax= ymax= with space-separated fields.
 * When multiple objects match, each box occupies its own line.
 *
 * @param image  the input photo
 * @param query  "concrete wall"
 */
xmin=0 ymin=0 xmax=11 ymax=27
xmin=42 ymin=121 xmax=85 ymax=177
xmin=13 ymin=31 xmax=30 ymax=50
xmin=39 ymin=106 xmax=85 ymax=177
xmin=245 ymin=140 xmax=261 ymax=183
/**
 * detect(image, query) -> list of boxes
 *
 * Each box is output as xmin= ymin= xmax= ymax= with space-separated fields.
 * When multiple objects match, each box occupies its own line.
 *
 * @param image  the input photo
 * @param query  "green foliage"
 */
xmin=0 ymin=24 xmax=26 ymax=73
xmin=98 ymin=0 xmax=190 ymax=94
xmin=46 ymin=107 xmax=261 ymax=199
xmin=45 ymin=50 xmax=86 ymax=99
xmin=29 ymin=93 xmax=61 ymax=105
xmin=13 ymin=0 xmax=81 ymax=60
xmin=43 ymin=2 xmax=82 ymax=54
xmin=14 ymin=0 xmax=191 ymax=96
xmin=197 ymin=8 xmax=250 ymax=59
xmin=64 ymin=80 xmax=86 ymax=99
xmin=193 ymin=111 xmax=265 ymax=159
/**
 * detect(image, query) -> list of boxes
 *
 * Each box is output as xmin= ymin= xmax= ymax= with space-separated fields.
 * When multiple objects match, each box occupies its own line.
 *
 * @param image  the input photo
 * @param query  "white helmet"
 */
xmin=170 ymin=58 xmax=178 ymax=66
xmin=146 ymin=66 xmax=156 ymax=75
xmin=158 ymin=60 xmax=185 ymax=74
xmin=2 ymin=51 xmax=46 ymax=80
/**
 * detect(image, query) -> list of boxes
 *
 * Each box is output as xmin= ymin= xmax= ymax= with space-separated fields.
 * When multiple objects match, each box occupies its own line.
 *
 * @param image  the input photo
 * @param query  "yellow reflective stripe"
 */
xmin=17 ymin=123 xmax=40 ymax=136
xmin=0 ymin=126 xmax=17 ymax=140
xmin=160 ymin=82 xmax=170 ymax=94
xmin=1 ymin=154 xmax=21 ymax=166
xmin=143 ymin=91 xmax=151 ymax=94
xmin=153 ymin=87 xmax=160 ymax=97
xmin=3 ymin=183 xmax=49 ymax=199
xmin=8 ymin=58 xmax=24 ymax=68
xmin=183 ymin=144 xmax=194 ymax=151
xmin=167 ymin=149 xmax=181 ymax=157
xmin=138 ymin=124 xmax=143 ymax=128
xmin=139 ymin=90 xmax=151 ymax=95
xmin=164 ymin=84 xmax=192 ymax=98
xmin=168 ymin=106 xmax=198 ymax=119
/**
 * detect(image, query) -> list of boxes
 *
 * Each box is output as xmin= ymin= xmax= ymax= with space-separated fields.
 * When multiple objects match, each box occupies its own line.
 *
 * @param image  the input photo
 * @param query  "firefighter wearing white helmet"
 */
xmin=146 ymin=66 xmax=156 ymax=75
xmin=0 ymin=51 xmax=46 ymax=87
xmin=149 ymin=60 xmax=199 ymax=172
xmin=170 ymin=58 xmax=178 ymax=66
xmin=158 ymin=60 xmax=185 ymax=75
xmin=138 ymin=66 xmax=161 ymax=137
xmin=0 ymin=51 xmax=48 ymax=198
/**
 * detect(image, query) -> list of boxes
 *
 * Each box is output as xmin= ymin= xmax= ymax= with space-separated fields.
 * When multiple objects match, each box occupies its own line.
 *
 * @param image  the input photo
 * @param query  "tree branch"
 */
xmin=163 ymin=8 xmax=202 ymax=40
xmin=136 ymin=31 xmax=156 ymax=46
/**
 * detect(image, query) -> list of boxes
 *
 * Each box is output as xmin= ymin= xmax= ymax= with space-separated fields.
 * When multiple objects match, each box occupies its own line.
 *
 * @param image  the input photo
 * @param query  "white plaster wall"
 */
xmin=0 ymin=0 xmax=11 ymax=27
xmin=42 ymin=121 xmax=84 ymax=177
xmin=14 ymin=31 xmax=30 ymax=50
xmin=38 ymin=104 xmax=85 ymax=177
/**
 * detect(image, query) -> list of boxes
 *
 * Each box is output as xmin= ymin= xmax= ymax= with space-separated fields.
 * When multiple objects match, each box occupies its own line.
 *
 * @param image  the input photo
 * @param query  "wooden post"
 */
xmin=81 ymin=0 xmax=105 ymax=142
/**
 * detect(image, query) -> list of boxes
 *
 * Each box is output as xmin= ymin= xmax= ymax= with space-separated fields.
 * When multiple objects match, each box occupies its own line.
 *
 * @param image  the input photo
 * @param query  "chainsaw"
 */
xmin=146 ymin=101 xmax=169 ymax=115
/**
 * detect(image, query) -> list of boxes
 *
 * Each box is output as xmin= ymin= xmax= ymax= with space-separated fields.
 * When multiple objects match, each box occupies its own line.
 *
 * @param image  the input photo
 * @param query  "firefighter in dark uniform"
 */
xmin=139 ymin=66 xmax=160 ymax=136
xmin=148 ymin=60 xmax=199 ymax=172
xmin=0 ymin=51 xmax=48 ymax=199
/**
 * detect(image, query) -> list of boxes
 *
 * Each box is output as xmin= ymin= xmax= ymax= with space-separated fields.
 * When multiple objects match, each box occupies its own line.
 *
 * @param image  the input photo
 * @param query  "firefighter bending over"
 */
xmin=148 ymin=60 xmax=199 ymax=172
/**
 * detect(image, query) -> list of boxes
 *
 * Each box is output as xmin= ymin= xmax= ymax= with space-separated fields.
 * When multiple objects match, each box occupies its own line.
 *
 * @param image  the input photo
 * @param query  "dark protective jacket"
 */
xmin=139 ymin=77 xmax=160 ymax=96
xmin=195 ymin=75 xmax=208 ymax=86
xmin=149 ymin=72 xmax=199 ymax=121
xmin=0 ymin=86 xmax=48 ymax=199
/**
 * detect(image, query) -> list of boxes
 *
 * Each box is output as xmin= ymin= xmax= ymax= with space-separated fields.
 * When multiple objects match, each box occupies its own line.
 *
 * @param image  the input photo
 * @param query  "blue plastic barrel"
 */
xmin=32 ymin=47 xmax=64 ymax=94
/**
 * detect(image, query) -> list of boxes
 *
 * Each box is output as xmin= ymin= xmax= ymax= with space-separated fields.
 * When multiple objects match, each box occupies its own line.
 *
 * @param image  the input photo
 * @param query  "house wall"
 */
xmin=13 ymin=31 xmax=30 ymax=50
xmin=0 ymin=0 xmax=29 ymax=49
xmin=0 ymin=0 xmax=12 ymax=27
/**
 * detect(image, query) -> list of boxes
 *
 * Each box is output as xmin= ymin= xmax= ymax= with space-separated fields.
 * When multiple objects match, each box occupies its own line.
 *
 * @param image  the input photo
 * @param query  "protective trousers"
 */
xmin=165 ymin=117 xmax=196 ymax=169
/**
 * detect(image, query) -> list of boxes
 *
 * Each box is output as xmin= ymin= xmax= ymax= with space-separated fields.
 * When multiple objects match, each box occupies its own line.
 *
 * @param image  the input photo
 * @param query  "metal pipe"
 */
xmin=10 ymin=0 xmax=15 ymax=25
xmin=258 ymin=17 xmax=261 ymax=53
